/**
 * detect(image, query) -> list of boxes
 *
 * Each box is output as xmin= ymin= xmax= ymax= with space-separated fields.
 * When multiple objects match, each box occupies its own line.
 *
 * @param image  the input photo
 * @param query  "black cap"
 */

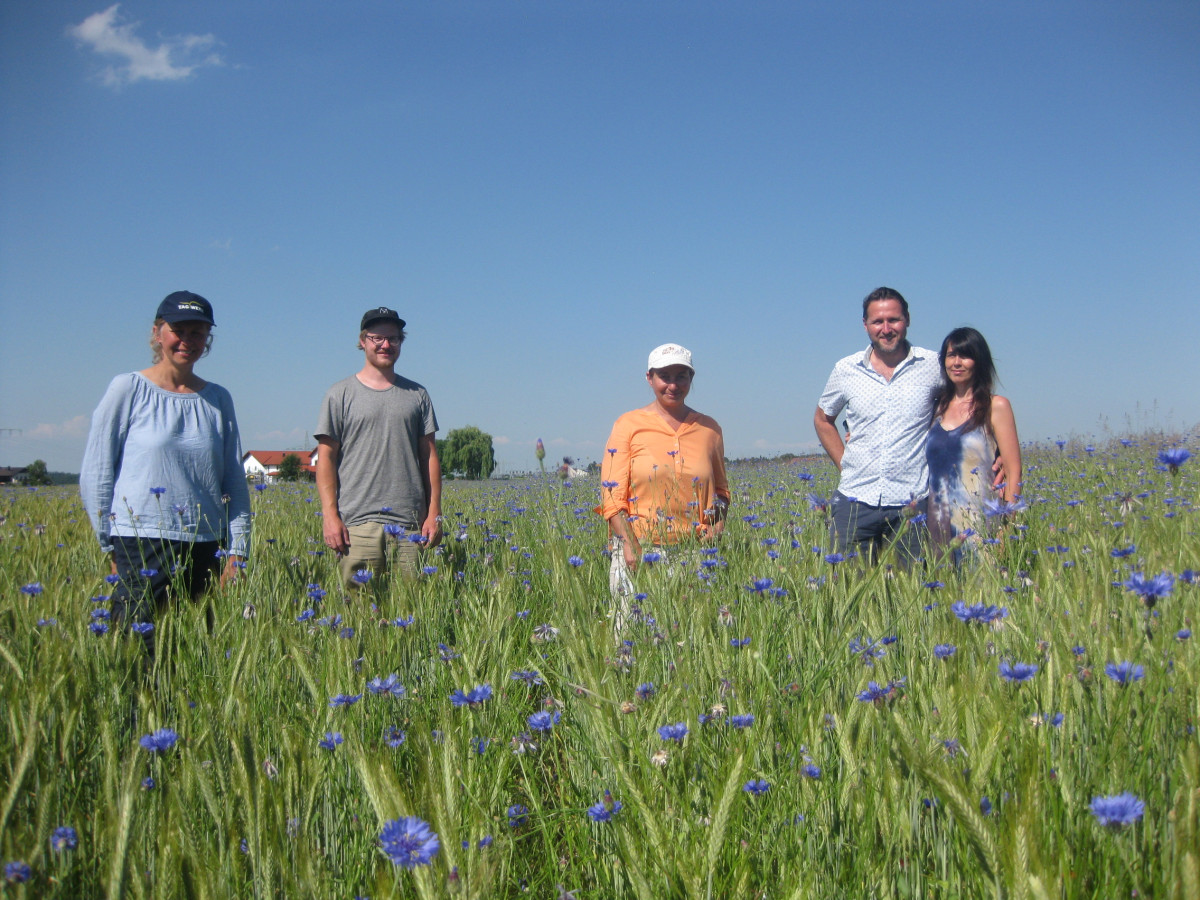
xmin=361 ymin=307 xmax=406 ymax=331
xmin=157 ymin=291 xmax=215 ymax=326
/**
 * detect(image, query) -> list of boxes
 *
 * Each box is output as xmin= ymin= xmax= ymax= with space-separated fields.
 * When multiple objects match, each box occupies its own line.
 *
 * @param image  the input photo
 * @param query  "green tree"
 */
xmin=277 ymin=453 xmax=303 ymax=482
xmin=441 ymin=426 xmax=496 ymax=480
xmin=24 ymin=459 xmax=52 ymax=486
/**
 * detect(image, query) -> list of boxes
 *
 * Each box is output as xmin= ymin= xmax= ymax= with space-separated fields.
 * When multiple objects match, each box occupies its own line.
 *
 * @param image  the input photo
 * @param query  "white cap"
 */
xmin=647 ymin=343 xmax=694 ymax=372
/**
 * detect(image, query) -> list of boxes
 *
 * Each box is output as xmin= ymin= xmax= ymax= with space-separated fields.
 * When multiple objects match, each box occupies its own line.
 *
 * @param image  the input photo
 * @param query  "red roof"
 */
xmin=243 ymin=450 xmax=317 ymax=471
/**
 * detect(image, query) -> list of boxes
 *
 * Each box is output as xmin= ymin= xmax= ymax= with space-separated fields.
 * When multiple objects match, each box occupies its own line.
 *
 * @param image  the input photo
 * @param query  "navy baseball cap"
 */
xmin=157 ymin=291 xmax=215 ymax=326
xmin=361 ymin=307 xmax=406 ymax=330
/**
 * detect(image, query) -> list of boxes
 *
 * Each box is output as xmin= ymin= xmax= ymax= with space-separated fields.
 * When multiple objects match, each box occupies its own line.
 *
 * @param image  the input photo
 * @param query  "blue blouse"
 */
xmin=80 ymin=373 xmax=251 ymax=556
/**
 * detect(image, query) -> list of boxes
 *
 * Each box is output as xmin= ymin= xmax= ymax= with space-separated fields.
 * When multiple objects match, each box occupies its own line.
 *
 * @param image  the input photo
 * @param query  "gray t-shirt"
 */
xmin=315 ymin=374 xmax=438 ymax=528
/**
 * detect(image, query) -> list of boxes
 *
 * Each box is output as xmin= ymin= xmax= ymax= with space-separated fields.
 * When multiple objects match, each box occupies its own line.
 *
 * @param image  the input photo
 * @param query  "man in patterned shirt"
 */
xmin=813 ymin=287 xmax=942 ymax=566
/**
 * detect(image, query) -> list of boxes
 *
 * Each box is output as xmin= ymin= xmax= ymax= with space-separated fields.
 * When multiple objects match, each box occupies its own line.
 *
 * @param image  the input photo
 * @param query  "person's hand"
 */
xmin=109 ymin=558 xmax=119 ymax=578
xmin=420 ymin=514 xmax=443 ymax=549
xmin=622 ymin=537 xmax=641 ymax=570
xmin=323 ymin=513 xmax=350 ymax=556
xmin=219 ymin=555 xmax=244 ymax=589
xmin=992 ymin=455 xmax=1007 ymax=491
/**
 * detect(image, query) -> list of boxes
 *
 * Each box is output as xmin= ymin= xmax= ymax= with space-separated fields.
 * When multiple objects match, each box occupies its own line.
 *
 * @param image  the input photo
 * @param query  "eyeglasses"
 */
xmin=364 ymin=334 xmax=401 ymax=348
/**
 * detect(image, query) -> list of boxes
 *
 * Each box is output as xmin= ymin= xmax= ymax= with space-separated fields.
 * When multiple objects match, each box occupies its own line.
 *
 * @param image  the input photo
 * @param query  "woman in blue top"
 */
xmin=81 ymin=292 xmax=251 ymax=649
xmin=925 ymin=327 xmax=1022 ymax=562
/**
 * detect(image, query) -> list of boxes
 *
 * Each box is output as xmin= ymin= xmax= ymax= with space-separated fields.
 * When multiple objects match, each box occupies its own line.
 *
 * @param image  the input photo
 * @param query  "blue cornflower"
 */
xmin=1104 ymin=661 xmax=1145 ymax=685
xmin=567 ymin=555 xmax=584 ymax=567
xmin=130 ymin=622 xmax=154 ymax=634
xmin=527 ymin=711 xmax=557 ymax=732
xmin=383 ymin=523 xmax=404 ymax=539
xmin=728 ymin=714 xmax=755 ymax=729
xmin=635 ymin=682 xmax=656 ymax=700
xmin=642 ymin=552 xmax=662 ymax=565
xmin=941 ymin=739 xmax=964 ymax=758
xmin=50 ymin=826 xmax=78 ymax=852
xmin=19 ymin=582 xmax=43 ymax=595
xmin=658 ymin=722 xmax=688 ymax=743
xmin=587 ymin=792 xmax=623 ymax=822
xmin=511 ymin=670 xmax=544 ymax=686
xmin=1177 ymin=629 xmax=1192 ymax=641
xmin=857 ymin=681 xmax=888 ymax=702
xmin=90 ymin=608 xmax=111 ymax=619
xmin=379 ymin=816 xmax=440 ymax=868
xmin=351 ymin=569 xmax=373 ymax=585
xmin=1110 ymin=545 xmax=1136 ymax=558
xmin=471 ymin=736 xmax=489 ymax=754
xmin=824 ymin=553 xmax=846 ymax=565
xmin=384 ymin=727 xmax=406 ymax=748
xmin=150 ymin=486 xmax=166 ymax=496
xmin=730 ymin=636 xmax=751 ymax=648
xmin=89 ymin=622 xmax=109 ymax=635
xmin=933 ymin=644 xmax=957 ymax=659
xmin=4 ymin=862 xmax=32 ymax=884
xmin=138 ymin=728 xmax=178 ymax=753
xmin=367 ymin=674 xmax=404 ymax=697
xmin=36 ymin=618 xmax=56 ymax=627
xmin=318 ymin=731 xmax=344 ymax=751
xmin=1089 ymin=793 xmax=1145 ymax=828
xmin=477 ymin=835 xmax=493 ymax=849
xmin=743 ymin=780 xmax=770 ymax=795
xmin=105 ymin=574 xmax=120 ymax=585
xmin=924 ymin=581 xmax=944 ymax=590
xmin=1072 ymin=645 xmax=1087 ymax=656
xmin=951 ymin=601 xmax=1009 ymax=625
xmin=392 ymin=615 xmax=414 ymax=628
xmin=980 ymin=796 xmax=994 ymax=816
xmin=507 ymin=805 xmax=529 ymax=827
xmin=451 ymin=684 xmax=493 ymax=707
xmin=1121 ymin=572 xmax=1174 ymax=606
xmin=329 ymin=693 xmax=362 ymax=708
xmin=438 ymin=643 xmax=460 ymax=662
xmin=296 ymin=609 xmax=315 ymax=623
xmin=801 ymin=764 xmax=821 ymax=779
xmin=857 ymin=678 xmax=905 ymax=703
xmin=141 ymin=777 xmax=156 ymax=790
xmin=998 ymin=661 xmax=1038 ymax=683
xmin=849 ymin=637 xmax=885 ymax=666
xmin=1157 ymin=448 xmax=1191 ymax=473
xmin=748 ymin=577 xmax=774 ymax=593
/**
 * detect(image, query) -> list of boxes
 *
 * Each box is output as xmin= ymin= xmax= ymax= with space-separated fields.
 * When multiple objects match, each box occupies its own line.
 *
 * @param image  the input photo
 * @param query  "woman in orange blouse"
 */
xmin=600 ymin=343 xmax=730 ymax=608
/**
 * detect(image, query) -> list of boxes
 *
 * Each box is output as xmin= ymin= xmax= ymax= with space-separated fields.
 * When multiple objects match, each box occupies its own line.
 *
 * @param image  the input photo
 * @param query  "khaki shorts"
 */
xmin=339 ymin=522 xmax=421 ymax=590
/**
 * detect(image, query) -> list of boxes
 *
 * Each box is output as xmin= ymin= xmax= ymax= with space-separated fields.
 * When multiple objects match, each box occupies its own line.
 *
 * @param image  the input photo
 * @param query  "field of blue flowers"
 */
xmin=1 ymin=434 xmax=1197 ymax=898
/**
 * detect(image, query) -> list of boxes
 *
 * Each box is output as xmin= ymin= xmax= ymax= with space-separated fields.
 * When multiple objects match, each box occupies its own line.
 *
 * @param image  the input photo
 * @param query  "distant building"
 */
xmin=0 ymin=466 xmax=28 ymax=484
xmin=242 ymin=449 xmax=317 ymax=483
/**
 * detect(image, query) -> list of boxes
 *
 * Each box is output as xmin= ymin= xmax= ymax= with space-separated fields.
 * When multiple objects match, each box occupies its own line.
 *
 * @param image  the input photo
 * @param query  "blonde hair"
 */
xmin=150 ymin=318 xmax=214 ymax=364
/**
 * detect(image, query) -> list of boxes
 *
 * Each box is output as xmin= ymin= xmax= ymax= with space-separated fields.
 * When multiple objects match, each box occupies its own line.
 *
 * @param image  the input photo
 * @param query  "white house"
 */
xmin=242 ymin=449 xmax=318 ymax=483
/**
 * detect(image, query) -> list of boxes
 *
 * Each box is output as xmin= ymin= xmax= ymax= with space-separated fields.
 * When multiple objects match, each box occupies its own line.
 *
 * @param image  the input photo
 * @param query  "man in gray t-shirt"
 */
xmin=315 ymin=307 xmax=442 ymax=589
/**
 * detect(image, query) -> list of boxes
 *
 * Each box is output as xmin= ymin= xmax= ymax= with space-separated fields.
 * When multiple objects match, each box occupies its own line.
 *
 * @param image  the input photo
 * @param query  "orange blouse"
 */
xmin=600 ymin=407 xmax=730 ymax=545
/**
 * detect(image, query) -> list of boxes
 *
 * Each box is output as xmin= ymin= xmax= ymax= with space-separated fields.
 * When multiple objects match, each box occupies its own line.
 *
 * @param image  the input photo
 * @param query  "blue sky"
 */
xmin=2 ymin=1 xmax=1197 ymax=474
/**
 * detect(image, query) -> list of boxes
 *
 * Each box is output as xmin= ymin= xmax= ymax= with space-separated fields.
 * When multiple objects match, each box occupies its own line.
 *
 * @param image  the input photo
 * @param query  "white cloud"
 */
xmin=24 ymin=416 xmax=90 ymax=441
xmin=68 ymin=5 xmax=222 ymax=87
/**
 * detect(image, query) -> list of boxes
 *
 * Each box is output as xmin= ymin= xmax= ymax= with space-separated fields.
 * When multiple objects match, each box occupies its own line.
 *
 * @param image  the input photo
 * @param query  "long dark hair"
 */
xmin=935 ymin=327 xmax=998 ymax=432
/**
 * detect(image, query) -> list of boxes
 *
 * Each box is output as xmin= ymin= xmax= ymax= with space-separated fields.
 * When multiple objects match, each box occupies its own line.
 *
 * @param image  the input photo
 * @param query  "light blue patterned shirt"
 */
xmin=80 ymin=373 xmax=252 ymax=555
xmin=818 ymin=344 xmax=943 ymax=506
